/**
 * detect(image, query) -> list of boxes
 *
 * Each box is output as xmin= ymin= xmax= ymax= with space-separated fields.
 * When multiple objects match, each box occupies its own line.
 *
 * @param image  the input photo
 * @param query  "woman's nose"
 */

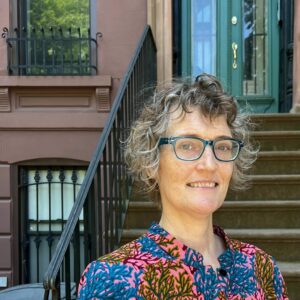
xmin=195 ymin=145 xmax=217 ymax=170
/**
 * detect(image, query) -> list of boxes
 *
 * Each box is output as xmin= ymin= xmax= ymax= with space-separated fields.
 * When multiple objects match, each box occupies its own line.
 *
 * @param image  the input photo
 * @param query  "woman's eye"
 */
xmin=180 ymin=143 xmax=193 ymax=151
xmin=216 ymin=144 xmax=231 ymax=152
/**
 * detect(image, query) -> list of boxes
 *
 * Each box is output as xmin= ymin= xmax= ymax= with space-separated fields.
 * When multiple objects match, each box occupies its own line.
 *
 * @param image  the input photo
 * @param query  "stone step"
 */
xmin=130 ymin=174 xmax=300 ymax=203
xmin=251 ymin=113 xmax=300 ymax=131
xmin=123 ymin=201 xmax=160 ymax=229
xmin=214 ymin=200 xmax=300 ymax=229
xmin=130 ymin=174 xmax=300 ymax=202
xmin=251 ymin=131 xmax=300 ymax=151
xmin=252 ymin=151 xmax=300 ymax=175
xmin=225 ymin=229 xmax=300 ymax=262
xmin=120 ymin=228 xmax=300 ymax=262
xmin=123 ymin=200 xmax=300 ymax=230
xmin=277 ymin=262 xmax=300 ymax=300
xmin=227 ymin=174 xmax=300 ymax=201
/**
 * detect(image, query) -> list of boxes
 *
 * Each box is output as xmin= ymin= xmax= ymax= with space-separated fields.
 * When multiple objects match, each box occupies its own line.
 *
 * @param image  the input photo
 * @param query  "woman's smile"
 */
xmin=186 ymin=181 xmax=218 ymax=188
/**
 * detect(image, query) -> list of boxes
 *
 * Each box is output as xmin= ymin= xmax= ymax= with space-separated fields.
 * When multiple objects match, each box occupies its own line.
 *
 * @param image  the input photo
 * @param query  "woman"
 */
xmin=78 ymin=74 xmax=288 ymax=299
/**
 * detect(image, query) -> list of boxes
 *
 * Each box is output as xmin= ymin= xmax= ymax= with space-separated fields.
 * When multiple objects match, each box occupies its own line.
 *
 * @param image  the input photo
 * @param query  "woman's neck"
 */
xmin=159 ymin=211 xmax=225 ymax=270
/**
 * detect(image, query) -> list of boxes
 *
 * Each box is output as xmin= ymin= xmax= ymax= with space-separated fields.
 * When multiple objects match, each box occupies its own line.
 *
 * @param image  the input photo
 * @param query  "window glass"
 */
xmin=20 ymin=167 xmax=86 ymax=283
xmin=191 ymin=0 xmax=217 ymax=76
xmin=243 ymin=0 xmax=269 ymax=95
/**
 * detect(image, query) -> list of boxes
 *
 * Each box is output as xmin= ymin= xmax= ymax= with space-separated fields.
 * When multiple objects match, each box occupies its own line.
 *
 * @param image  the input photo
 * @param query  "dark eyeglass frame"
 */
xmin=158 ymin=136 xmax=244 ymax=162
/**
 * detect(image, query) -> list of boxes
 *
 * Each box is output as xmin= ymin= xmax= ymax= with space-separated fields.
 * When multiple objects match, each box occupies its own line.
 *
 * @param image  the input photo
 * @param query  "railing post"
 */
xmin=51 ymin=273 xmax=61 ymax=300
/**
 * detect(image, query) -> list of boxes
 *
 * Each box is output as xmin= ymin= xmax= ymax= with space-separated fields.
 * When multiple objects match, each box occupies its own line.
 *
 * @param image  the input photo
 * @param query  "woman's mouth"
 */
xmin=187 ymin=181 xmax=218 ymax=188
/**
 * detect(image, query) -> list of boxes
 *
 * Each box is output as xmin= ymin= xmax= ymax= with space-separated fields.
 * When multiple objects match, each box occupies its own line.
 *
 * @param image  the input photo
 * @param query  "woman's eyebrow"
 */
xmin=174 ymin=134 xmax=233 ymax=139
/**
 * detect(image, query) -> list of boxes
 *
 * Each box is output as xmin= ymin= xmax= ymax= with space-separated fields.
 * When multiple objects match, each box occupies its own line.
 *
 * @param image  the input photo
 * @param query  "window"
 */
xmin=6 ymin=0 xmax=97 ymax=75
xmin=191 ymin=0 xmax=217 ymax=76
xmin=243 ymin=0 xmax=269 ymax=95
xmin=19 ymin=167 xmax=86 ymax=283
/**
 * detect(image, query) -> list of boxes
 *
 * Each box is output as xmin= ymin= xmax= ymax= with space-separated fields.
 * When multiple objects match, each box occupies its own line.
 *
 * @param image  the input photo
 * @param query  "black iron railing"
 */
xmin=43 ymin=25 xmax=156 ymax=300
xmin=1 ymin=27 xmax=100 ymax=75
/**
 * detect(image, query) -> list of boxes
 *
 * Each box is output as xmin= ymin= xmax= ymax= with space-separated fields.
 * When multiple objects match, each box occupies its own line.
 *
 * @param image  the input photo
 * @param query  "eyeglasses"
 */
xmin=158 ymin=136 xmax=244 ymax=162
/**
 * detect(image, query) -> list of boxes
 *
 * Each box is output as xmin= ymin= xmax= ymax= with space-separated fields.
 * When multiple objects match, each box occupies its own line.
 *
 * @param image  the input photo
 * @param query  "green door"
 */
xmin=181 ymin=0 xmax=279 ymax=113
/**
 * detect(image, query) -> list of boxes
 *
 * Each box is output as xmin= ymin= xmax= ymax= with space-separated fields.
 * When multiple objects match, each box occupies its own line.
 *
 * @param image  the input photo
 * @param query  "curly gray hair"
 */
xmin=125 ymin=74 xmax=258 ymax=195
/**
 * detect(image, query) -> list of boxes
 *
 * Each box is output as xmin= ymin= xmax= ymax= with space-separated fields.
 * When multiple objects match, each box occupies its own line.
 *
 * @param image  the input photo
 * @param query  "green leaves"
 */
xmin=255 ymin=252 xmax=277 ymax=298
xmin=138 ymin=261 xmax=195 ymax=299
xmin=28 ymin=0 xmax=90 ymax=35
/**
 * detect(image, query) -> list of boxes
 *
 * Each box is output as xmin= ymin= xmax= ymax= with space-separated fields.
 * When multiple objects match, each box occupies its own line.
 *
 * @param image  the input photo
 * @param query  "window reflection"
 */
xmin=191 ymin=0 xmax=216 ymax=76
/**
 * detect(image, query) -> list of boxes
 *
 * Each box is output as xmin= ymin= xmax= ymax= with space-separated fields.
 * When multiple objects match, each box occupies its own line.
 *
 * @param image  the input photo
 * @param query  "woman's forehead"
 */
xmin=166 ymin=108 xmax=231 ymax=136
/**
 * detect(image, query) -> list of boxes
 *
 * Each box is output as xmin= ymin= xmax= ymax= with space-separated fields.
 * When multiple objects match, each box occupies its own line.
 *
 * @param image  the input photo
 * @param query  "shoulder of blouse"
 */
xmin=227 ymin=237 xmax=288 ymax=299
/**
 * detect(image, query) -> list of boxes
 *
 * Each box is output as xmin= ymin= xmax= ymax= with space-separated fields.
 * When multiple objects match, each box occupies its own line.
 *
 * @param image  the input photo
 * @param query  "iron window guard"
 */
xmin=2 ymin=27 xmax=102 ymax=76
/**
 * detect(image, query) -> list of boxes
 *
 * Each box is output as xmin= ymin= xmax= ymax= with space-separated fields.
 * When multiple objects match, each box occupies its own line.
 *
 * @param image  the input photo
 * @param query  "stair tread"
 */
xmin=252 ymin=130 xmax=300 ymax=136
xmin=129 ymin=200 xmax=300 ymax=208
xmin=122 ymin=228 xmax=300 ymax=238
xmin=277 ymin=262 xmax=300 ymax=276
xmin=225 ymin=228 xmax=300 ymax=238
xmin=258 ymin=150 xmax=300 ymax=158
xmin=222 ymin=200 xmax=300 ymax=207
xmin=252 ymin=113 xmax=300 ymax=119
xmin=250 ymin=174 xmax=300 ymax=178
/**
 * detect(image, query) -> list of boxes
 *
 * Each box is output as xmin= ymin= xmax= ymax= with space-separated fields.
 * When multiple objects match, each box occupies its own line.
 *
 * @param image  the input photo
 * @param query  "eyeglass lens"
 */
xmin=174 ymin=138 xmax=240 ymax=161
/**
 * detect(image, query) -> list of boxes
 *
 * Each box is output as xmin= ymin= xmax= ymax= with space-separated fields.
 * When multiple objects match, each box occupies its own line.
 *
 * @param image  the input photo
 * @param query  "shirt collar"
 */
xmin=146 ymin=222 xmax=235 ymax=269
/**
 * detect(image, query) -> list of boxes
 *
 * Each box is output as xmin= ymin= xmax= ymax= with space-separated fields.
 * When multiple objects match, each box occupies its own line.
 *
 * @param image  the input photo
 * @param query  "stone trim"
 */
xmin=0 ymin=88 xmax=10 ymax=112
xmin=147 ymin=0 xmax=172 ymax=84
xmin=0 ymin=75 xmax=112 ymax=87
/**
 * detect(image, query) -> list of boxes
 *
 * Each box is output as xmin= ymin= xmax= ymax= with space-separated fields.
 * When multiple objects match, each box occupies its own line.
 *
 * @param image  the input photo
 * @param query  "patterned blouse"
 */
xmin=78 ymin=223 xmax=288 ymax=299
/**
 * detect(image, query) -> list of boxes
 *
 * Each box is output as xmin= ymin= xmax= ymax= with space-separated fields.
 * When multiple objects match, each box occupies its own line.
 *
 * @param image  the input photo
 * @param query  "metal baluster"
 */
xmin=112 ymin=123 xmax=118 ymax=246
xmin=40 ymin=28 xmax=45 ymax=74
xmin=68 ymin=28 xmax=73 ymax=74
xmin=34 ymin=170 xmax=41 ymax=282
xmin=49 ymin=27 xmax=55 ymax=74
xmin=103 ymin=150 xmax=109 ymax=253
xmin=58 ymin=27 xmax=63 ymax=74
xmin=108 ymin=134 xmax=114 ymax=251
xmin=32 ymin=27 xmax=37 ymax=72
xmin=59 ymin=168 xmax=65 ymax=279
xmin=71 ymin=170 xmax=80 ymax=289
xmin=65 ymin=246 xmax=71 ymax=300
xmin=97 ymin=164 xmax=103 ymax=256
xmin=46 ymin=169 xmax=54 ymax=260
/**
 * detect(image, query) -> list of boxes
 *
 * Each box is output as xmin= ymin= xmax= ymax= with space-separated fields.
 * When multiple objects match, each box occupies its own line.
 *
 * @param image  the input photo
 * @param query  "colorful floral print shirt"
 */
xmin=78 ymin=223 xmax=288 ymax=299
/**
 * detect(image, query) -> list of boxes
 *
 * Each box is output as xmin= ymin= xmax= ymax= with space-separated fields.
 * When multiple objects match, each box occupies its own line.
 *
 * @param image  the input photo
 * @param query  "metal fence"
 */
xmin=43 ymin=25 xmax=157 ymax=299
xmin=1 ymin=27 xmax=100 ymax=75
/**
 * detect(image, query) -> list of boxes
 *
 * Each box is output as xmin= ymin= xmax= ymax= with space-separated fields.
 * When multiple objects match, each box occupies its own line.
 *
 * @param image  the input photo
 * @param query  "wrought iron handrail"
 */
xmin=43 ymin=25 xmax=156 ymax=300
xmin=2 ymin=27 xmax=101 ymax=75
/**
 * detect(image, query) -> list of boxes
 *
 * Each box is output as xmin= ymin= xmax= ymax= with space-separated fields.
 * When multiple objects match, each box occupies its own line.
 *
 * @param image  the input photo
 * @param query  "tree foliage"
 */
xmin=27 ymin=0 xmax=90 ymax=36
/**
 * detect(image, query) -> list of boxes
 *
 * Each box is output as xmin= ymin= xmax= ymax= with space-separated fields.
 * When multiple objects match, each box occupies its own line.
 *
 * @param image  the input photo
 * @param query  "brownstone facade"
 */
xmin=0 ymin=0 xmax=147 ymax=288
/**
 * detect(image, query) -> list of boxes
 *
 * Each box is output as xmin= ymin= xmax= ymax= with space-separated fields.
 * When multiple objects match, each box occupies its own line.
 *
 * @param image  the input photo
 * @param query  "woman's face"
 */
xmin=157 ymin=108 xmax=234 ymax=218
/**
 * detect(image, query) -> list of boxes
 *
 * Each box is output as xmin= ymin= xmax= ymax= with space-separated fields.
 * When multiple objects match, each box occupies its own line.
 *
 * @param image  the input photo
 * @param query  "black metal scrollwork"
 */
xmin=96 ymin=31 xmax=103 ymax=39
xmin=1 ymin=27 xmax=8 ymax=38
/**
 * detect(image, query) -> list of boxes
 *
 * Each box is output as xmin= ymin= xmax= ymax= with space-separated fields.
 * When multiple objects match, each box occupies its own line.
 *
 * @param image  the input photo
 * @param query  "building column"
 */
xmin=147 ymin=0 xmax=173 ymax=84
xmin=292 ymin=0 xmax=300 ymax=113
xmin=0 ymin=164 xmax=12 ymax=289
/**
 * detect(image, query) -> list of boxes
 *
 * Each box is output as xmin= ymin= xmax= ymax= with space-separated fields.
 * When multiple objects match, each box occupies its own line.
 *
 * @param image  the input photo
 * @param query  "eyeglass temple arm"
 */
xmin=158 ymin=137 xmax=172 ymax=146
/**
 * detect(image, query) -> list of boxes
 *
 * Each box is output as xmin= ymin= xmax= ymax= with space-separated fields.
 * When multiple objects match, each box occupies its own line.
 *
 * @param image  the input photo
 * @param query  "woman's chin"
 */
xmin=186 ymin=198 xmax=224 ymax=216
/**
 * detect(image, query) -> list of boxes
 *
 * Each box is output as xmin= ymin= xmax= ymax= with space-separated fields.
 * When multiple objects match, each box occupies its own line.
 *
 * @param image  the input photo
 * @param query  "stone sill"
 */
xmin=0 ymin=75 xmax=112 ymax=87
xmin=0 ymin=112 xmax=109 ymax=130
